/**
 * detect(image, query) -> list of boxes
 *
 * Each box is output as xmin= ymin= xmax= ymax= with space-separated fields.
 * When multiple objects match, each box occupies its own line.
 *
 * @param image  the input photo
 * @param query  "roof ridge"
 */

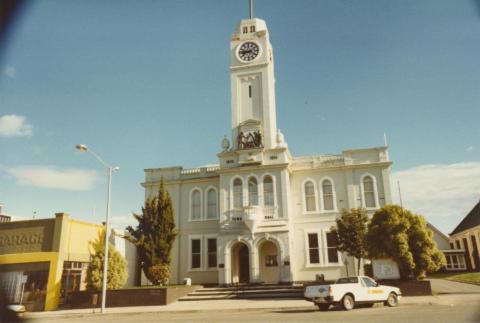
xmin=450 ymin=200 xmax=480 ymax=235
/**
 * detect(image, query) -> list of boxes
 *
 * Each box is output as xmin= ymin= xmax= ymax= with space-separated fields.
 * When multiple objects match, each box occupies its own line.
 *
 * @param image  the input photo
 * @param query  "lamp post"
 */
xmin=75 ymin=144 xmax=119 ymax=314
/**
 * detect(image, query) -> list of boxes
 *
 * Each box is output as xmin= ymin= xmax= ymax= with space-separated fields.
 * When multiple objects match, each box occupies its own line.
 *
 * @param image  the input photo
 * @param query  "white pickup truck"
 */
xmin=304 ymin=276 xmax=402 ymax=311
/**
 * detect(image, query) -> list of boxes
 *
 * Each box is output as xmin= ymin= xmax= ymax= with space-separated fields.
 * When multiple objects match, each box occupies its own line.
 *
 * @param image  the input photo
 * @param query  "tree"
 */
xmin=365 ymin=205 xmax=446 ymax=280
xmin=87 ymin=232 xmax=128 ymax=291
xmin=332 ymin=208 xmax=369 ymax=275
xmin=407 ymin=213 xmax=446 ymax=279
xmin=125 ymin=177 xmax=178 ymax=285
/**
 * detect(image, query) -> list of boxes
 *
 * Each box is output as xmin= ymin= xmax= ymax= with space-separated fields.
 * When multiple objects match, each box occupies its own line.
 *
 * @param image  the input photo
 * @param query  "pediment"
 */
xmin=239 ymin=119 xmax=261 ymax=127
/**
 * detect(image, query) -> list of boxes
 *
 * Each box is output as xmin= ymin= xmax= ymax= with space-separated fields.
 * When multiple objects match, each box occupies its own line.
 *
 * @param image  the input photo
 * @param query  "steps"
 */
xmin=178 ymin=284 xmax=304 ymax=301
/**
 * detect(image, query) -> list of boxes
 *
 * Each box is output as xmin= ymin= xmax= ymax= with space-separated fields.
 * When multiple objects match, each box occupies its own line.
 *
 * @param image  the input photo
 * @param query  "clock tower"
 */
xmin=219 ymin=13 xmax=289 ymax=167
xmin=230 ymin=18 xmax=278 ymax=151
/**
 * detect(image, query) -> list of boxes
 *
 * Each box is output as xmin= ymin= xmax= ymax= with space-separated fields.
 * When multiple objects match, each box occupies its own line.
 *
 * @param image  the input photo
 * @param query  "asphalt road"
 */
xmin=29 ymin=295 xmax=480 ymax=323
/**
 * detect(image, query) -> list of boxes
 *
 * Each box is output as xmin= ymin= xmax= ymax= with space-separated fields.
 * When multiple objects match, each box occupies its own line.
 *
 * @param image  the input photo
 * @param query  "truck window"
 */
xmin=336 ymin=277 xmax=358 ymax=284
xmin=361 ymin=277 xmax=377 ymax=287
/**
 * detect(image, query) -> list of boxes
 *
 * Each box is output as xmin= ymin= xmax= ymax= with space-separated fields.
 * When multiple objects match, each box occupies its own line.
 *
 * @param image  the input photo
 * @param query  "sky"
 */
xmin=1 ymin=0 xmax=479 ymax=235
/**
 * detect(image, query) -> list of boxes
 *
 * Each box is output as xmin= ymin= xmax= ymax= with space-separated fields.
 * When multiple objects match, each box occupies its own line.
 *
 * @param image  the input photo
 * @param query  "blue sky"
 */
xmin=1 ymin=0 xmax=479 ymax=235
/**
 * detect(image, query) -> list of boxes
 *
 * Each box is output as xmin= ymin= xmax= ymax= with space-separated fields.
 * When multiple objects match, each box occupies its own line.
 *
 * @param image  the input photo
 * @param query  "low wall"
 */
xmin=70 ymin=285 xmax=198 ymax=309
xmin=377 ymin=279 xmax=432 ymax=296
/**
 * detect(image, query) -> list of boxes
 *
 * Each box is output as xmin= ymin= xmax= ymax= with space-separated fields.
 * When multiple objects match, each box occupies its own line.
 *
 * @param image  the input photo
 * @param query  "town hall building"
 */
xmin=142 ymin=16 xmax=392 ymax=285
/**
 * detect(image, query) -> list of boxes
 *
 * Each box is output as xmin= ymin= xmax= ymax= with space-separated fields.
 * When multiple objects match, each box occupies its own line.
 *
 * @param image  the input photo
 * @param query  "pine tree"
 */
xmin=332 ymin=208 xmax=369 ymax=275
xmin=87 ymin=233 xmax=128 ymax=291
xmin=125 ymin=177 xmax=178 ymax=285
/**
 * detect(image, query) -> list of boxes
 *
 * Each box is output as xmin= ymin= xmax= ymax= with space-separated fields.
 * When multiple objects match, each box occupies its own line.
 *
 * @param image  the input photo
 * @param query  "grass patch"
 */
xmin=428 ymin=272 xmax=480 ymax=286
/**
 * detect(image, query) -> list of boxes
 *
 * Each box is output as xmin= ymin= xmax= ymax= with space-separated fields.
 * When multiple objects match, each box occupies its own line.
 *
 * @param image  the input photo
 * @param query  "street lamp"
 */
xmin=75 ymin=144 xmax=119 ymax=314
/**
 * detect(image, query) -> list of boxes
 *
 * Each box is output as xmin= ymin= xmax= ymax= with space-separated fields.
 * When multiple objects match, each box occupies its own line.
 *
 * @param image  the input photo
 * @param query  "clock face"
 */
xmin=238 ymin=42 xmax=260 ymax=62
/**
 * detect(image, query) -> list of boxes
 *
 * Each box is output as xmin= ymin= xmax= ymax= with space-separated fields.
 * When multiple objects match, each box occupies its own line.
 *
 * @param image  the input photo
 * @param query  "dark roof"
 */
xmin=450 ymin=200 xmax=480 ymax=235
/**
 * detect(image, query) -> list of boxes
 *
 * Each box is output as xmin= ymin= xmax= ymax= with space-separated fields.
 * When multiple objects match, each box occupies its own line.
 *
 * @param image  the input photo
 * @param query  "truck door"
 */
xmin=361 ymin=277 xmax=385 ymax=301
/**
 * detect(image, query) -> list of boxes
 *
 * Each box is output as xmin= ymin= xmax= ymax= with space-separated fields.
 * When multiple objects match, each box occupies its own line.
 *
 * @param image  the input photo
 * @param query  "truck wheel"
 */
xmin=385 ymin=293 xmax=398 ymax=307
xmin=317 ymin=304 xmax=330 ymax=311
xmin=341 ymin=294 xmax=355 ymax=311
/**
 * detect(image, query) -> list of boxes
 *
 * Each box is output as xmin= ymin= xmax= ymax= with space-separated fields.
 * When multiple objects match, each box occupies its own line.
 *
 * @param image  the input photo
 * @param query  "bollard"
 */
xmin=91 ymin=293 xmax=98 ymax=313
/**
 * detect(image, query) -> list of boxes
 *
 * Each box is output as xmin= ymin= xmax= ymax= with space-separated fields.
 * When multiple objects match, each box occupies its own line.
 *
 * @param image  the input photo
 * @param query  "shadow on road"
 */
xmin=270 ymin=309 xmax=317 ymax=314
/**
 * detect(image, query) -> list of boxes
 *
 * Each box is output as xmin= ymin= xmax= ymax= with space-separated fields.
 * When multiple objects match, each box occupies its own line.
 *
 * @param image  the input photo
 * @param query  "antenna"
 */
xmin=383 ymin=132 xmax=388 ymax=146
xmin=397 ymin=180 xmax=405 ymax=216
xmin=249 ymin=0 xmax=254 ymax=19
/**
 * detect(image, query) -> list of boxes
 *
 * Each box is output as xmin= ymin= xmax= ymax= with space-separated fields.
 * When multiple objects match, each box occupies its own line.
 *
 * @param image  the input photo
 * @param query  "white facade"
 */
xmin=109 ymin=229 xmax=138 ymax=287
xmin=142 ymin=18 xmax=393 ymax=285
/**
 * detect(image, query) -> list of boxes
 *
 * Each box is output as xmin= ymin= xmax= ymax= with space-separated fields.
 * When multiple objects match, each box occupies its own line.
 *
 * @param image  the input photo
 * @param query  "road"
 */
xmin=29 ymin=294 xmax=480 ymax=323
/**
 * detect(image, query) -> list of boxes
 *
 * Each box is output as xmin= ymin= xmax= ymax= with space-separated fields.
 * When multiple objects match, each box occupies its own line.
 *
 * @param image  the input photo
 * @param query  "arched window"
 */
xmin=363 ymin=176 xmax=376 ymax=208
xmin=206 ymin=188 xmax=218 ymax=219
xmin=263 ymin=175 xmax=274 ymax=206
xmin=248 ymin=177 xmax=258 ymax=206
xmin=304 ymin=181 xmax=316 ymax=212
xmin=322 ymin=179 xmax=334 ymax=211
xmin=233 ymin=178 xmax=243 ymax=208
xmin=191 ymin=189 xmax=201 ymax=220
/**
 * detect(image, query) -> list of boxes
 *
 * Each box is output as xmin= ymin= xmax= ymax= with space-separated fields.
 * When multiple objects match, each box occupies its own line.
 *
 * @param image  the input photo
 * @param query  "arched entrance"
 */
xmin=259 ymin=240 xmax=280 ymax=283
xmin=231 ymin=242 xmax=250 ymax=284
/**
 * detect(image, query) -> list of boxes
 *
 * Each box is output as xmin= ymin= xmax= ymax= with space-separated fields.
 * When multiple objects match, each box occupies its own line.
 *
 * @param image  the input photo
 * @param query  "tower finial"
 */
xmin=249 ymin=0 xmax=254 ymax=19
xmin=383 ymin=132 xmax=388 ymax=146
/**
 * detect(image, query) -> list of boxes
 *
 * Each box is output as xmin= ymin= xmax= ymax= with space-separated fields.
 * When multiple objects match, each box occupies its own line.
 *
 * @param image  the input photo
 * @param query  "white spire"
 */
xmin=383 ymin=132 xmax=388 ymax=146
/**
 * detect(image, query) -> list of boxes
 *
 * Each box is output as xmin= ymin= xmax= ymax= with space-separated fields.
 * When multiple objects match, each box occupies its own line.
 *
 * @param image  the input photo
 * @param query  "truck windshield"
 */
xmin=336 ymin=277 xmax=358 ymax=284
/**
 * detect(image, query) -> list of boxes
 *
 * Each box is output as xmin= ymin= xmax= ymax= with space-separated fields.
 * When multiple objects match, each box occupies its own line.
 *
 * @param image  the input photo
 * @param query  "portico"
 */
xmin=219 ymin=233 xmax=290 ymax=286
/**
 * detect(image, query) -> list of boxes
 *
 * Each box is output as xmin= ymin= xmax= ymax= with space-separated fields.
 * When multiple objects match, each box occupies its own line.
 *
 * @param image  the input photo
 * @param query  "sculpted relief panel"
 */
xmin=236 ymin=119 xmax=263 ymax=150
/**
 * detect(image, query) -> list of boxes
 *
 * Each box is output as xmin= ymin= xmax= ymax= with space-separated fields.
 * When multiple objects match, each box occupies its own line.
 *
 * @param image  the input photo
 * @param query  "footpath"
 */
xmin=25 ymin=278 xmax=480 ymax=319
xmin=25 ymin=294 xmax=478 ymax=319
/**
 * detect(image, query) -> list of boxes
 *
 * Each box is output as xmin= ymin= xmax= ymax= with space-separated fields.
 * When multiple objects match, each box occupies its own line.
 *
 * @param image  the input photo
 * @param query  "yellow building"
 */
xmin=0 ymin=213 xmax=103 ymax=311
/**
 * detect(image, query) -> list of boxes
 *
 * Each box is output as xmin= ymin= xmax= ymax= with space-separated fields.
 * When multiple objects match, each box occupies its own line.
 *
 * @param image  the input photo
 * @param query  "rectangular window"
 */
xmin=191 ymin=239 xmax=201 ymax=269
xmin=458 ymin=255 xmax=466 ymax=269
xmin=250 ymin=25 xmax=255 ymax=32
xmin=456 ymin=240 xmax=461 ymax=249
xmin=452 ymin=255 xmax=459 ymax=269
xmin=207 ymin=238 xmax=217 ymax=268
xmin=450 ymin=242 xmax=454 ymax=249
xmin=471 ymin=235 xmax=478 ymax=252
xmin=326 ymin=231 xmax=339 ymax=263
xmin=243 ymin=26 xmax=248 ymax=34
xmin=308 ymin=233 xmax=320 ymax=264
xmin=445 ymin=255 xmax=452 ymax=269
xmin=248 ymin=85 xmax=252 ymax=98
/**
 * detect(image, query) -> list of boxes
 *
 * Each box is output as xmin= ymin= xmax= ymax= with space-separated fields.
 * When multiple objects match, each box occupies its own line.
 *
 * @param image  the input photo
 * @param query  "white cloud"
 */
xmin=466 ymin=146 xmax=474 ymax=152
xmin=4 ymin=65 xmax=16 ymax=78
xmin=391 ymin=162 xmax=480 ymax=220
xmin=110 ymin=215 xmax=137 ymax=231
xmin=5 ymin=165 xmax=99 ymax=191
xmin=0 ymin=115 xmax=33 ymax=137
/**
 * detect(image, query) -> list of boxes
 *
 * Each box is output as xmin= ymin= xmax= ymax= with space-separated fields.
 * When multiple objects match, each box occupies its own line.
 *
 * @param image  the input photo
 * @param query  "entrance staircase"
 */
xmin=178 ymin=284 xmax=304 ymax=301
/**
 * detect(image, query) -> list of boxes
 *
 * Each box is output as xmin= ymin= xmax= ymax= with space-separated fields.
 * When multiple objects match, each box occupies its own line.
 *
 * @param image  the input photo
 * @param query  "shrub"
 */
xmin=87 ymin=239 xmax=128 ymax=291
xmin=147 ymin=263 xmax=171 ymax=285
